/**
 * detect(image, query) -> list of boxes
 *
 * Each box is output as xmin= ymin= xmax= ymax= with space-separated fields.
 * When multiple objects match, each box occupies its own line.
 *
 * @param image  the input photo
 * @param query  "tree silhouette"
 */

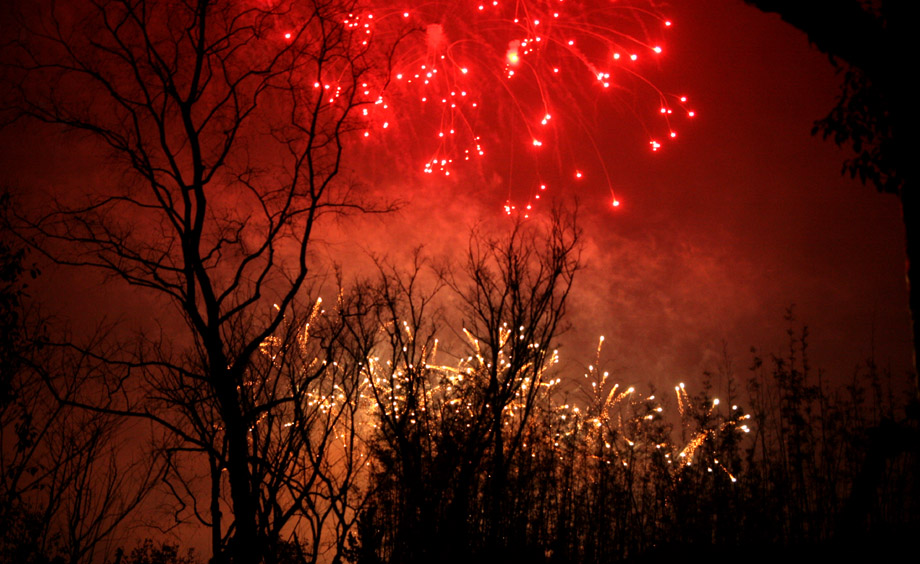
xmin=0 ymin=193 xmax=30 ymax=407
xmin=742 ymin=0 xmax=918 ymax=389
xmin=350 ymin=213 xmax=580 ymax=563
xmin=2 ymin=1 xmax=391 ymax=562
xmin=2 ymin=194 xmax=159 ymax=564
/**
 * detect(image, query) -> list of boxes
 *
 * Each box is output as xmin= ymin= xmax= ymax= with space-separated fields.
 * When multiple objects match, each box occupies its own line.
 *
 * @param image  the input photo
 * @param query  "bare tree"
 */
xmin=2 ymin=0 xmax=392 ymax=562
xmin=0 ymin=242 xmax=159 ymax=564
xmin=351 ymin=212 xmax=580 ymax=563
xmin=442 ymin=211 xmax=579 ymax=555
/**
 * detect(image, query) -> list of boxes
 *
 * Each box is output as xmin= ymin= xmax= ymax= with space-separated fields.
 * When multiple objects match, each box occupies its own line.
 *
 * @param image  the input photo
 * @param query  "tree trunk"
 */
xmin=213 ymin=362 xmax=259 ymax=564
xmin=900 ymin=186 xmax=920 ymax=402
xmin=225 ymin=417 xmax=258 ymax=564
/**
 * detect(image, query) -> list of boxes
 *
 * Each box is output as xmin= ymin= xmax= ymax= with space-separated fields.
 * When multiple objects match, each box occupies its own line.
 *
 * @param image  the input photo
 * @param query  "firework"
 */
xmin=285 ymin=1 xmax=695 ymax=215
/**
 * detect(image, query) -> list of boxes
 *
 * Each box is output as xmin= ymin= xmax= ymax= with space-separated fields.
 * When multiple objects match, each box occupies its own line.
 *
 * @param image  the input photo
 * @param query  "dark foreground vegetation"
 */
xmin=2 ymin=213 xmax=918 ymax=564
xmin=1 ymin=1 xmax=916 ymax=562
xmin=349 ymin=321 xmax=919 ymax=564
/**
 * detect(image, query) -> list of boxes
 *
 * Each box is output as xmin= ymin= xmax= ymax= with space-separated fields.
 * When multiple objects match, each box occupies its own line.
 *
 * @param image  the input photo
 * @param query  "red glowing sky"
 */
xmin=0 ymin=0 xmax=912 ymax=391
xmin=341 ymin=0 xmax=912 ymax=389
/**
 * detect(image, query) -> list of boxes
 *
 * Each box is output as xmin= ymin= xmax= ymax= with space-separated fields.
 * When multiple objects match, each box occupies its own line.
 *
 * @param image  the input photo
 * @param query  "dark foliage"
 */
xmin=350 ymin=312 xmax=919 ymax=564
xmin=112 ymin=539 xmax=199 ymax=564
xmin=744 ymin=0 xmax=920 ymax=391
xmin=4 ymin=205 xmax=918 ymax=563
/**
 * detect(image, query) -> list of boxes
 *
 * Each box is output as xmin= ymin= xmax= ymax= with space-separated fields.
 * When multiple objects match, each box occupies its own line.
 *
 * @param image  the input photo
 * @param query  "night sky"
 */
xmin=1 ymin=0 xmax=912 ymax=392
xmin=333 ymin=0 xmax=913 ymax=391
xmin=2 ymin=2 xmax=916 ymax=561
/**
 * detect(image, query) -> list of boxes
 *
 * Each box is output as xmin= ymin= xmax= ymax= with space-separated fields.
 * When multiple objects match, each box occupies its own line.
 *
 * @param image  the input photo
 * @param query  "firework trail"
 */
xmin=283 ymin=1 xmax=694 ymax=215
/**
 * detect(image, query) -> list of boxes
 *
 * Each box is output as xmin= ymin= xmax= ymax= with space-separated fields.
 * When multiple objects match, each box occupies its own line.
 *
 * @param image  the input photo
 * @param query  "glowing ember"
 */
xmin=282 ymin=1 xmax=694 ymax=215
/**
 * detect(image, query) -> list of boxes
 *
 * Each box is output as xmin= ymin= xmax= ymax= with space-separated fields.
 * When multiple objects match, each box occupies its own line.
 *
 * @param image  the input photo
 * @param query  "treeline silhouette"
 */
xmin=348 ymin=325 xmax=918 ymax=564
xmin=2 ymin=214 xmax=918 ymax=564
